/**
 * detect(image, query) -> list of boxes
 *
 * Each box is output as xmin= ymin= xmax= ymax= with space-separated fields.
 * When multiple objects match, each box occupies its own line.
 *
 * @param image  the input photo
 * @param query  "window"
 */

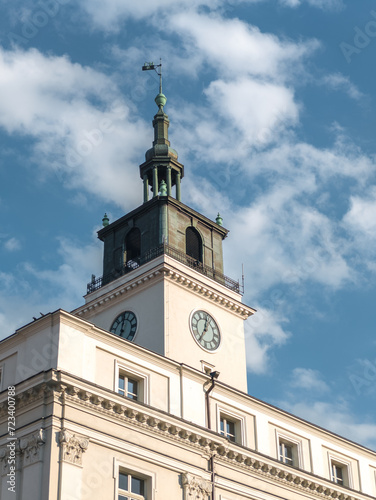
xmin=185 ymin=227 xmax=202 ymax=263
xmin=116 ymin=363 xmax=148 ymax=404
xmin=118 ymin=371 xmax=143 ymax=401
xmin=330 ymin=459 xmax=350 ymax=487
xmin=0 ymin=367 xmax=3 ymax=391
xmin=279 ymin=441 xmax=294 ymax=466
xmin=125 ymin=228 xmax=141 ymax=266
xmin=220 ymin=415 xmax=236 ymax=443
xmin=118 ymin=471 xmax=145 ymax=500
xmin=276 ymin=432 xmax=303 ymax=469
xmin=331 ymin=463 xmax=344 ymax=485
xmin=118 ymin=374 xmax=139 ymax=400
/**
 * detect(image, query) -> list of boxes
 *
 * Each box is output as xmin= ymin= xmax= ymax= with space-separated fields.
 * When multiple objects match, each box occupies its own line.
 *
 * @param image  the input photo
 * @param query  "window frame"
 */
xmin=276 ymin=431 xmax=303 ymax=469
xmin=0 ymin=365 xmax=3 ymax=392
xmin=114 ymin=459 xmax=155 ymax=500
xmin=328 ymin=454 xmax=352 ymax=488
xmin=118 ymin=471 xmax=146 ymax=500
xmin=115 ymin=361 xmax=149 ymax=405
xmin=220 ymin=415 xmax=236 ymax=442
xmin=217 ymin=407 xmax=246 ymax=445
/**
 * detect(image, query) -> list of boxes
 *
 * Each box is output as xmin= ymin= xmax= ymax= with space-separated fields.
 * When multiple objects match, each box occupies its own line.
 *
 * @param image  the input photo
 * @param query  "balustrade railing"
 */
xmin=87 ymin=244 xmax=243 ymax=295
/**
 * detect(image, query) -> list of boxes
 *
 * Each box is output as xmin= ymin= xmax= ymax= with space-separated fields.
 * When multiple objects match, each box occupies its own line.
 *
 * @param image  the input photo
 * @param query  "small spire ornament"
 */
xmin=159 ymin=180 xmax=167 ymax=196
xmin=102 ymin=213 xmax=109 ymax=227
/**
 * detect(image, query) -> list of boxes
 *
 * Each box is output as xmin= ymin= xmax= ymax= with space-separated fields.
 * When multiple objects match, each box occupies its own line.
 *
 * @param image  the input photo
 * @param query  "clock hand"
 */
xmin=120 ymin=319 xmax=126 ymax=334
xmin=198 ymin=319 xmax=209 ymax=341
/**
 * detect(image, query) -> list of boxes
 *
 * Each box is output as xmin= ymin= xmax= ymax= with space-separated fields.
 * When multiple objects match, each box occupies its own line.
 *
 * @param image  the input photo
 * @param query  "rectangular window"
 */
xmin=279 ymin=441 xmax=294 ymax=466
xmin=118 ymin=472 xmax=145 ymax=500
xmin=118 ymin=374 xmax=139 ymax=401
xmin=331 ymin=462 xmax=346 ymax=486
xmin=220 ymin=415 xmax=236 ymax=443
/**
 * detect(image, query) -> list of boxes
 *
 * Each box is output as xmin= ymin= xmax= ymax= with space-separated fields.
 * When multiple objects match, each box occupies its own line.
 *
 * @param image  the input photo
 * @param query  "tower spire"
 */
xmin=140 ymin=61 xmax=184 ymax=203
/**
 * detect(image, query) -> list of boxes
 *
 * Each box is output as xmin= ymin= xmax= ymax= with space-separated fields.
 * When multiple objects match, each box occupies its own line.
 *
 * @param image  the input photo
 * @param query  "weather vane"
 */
xmin=142 ymin=59 xmax=163 ymax=94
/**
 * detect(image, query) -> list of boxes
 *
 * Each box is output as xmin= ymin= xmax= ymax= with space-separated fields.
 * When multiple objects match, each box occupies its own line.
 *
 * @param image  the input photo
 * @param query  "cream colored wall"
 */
xmin=78 ymin=279 xmax=166 ymax=356
xmin=165 ymin=278 xmax=248 ymax=392
xmin=0 ymin=320 xmax=60 ymax=385
xmin=2 ymin=311 xmax=376 ymax=499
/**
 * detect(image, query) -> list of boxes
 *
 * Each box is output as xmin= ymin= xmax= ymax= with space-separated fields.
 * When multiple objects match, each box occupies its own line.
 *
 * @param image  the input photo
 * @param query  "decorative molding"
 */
xmin=0 ymin=382 xmax=54 ymax=415
xmin=0 ymin=431 xmax=44 ymax=473
xmin=182 ymin=472 xmax=212 ymax=499
xmin=19 ymin=429 xmax=45 ymax=466
xmin=0 ymin=443 xmax=21 ymax=475
xmin=75 ymin=261 xmax=253 ymax=320
xmin=0 ymin=379 xmax=363 ymax=500
xmin=59 ymin=430 xmax=89 ymax=466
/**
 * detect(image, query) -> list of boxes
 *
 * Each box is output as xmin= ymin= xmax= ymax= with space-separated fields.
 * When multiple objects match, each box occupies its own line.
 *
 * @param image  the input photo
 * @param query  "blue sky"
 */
xmin=0 ymin=0 xmax=376 ymax=449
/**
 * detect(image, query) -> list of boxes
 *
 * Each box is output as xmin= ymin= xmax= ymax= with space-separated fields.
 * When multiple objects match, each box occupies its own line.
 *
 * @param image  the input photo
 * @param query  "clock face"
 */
xmin=190 ymin=310 xmax=221 ymax=351
xmin=110 ymin=311 xmax=137 ymax=341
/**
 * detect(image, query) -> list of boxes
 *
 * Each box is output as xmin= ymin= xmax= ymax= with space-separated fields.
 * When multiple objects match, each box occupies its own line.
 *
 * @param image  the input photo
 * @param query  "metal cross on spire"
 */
xmin=142 ymin=58 xmax=163 ymax=94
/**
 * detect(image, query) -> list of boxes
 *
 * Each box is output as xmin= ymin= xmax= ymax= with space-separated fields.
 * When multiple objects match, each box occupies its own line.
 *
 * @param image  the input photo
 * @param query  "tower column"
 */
xmin=176 ymin=172 xmax=181 ymax=202
xmin=167 ymin=167 xmax=172 ymax=196
xmin=153 ymin=167 xmax=158 ymax=197
xmin=143 ymin=174 xmax=149 ymax=203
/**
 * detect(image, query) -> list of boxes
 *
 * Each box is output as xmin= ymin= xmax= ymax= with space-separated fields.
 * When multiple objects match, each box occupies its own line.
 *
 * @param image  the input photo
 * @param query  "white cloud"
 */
xmin=0 ymin=235 xmax=102 ymax=341
xmin=4 ymin=237 xmax=21 ymax=251
xmin=169 ymin=12 xmax=318 ymax=81
xmin=343 ymin=188 xmax=376 ymax=242
xmin=322 ymin=73 xmax=363 ymax=101
xmin=290 ymin=368 xmax=330 ymax=392
xmin=204 ymin=78 xmax=298 ymax=148
xmin=76 ymin=0 xmax=344 ymax=31
xmin=281 ymin=399 xmax=376 ymax=449
xmin=244 ymin=307 xmax=290 ymax=374
xmin=279 ymin=0 xmax=344 ymax=10
xmin=0 ymin=47 xmax=151 ymax=211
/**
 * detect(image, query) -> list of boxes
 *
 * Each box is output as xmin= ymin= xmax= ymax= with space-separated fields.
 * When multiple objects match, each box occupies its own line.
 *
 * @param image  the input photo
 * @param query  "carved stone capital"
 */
xmin=182 ymin=473 xmax=212 ymax=500
xmin=0 ymin=441 xmax=22 ymax=474
xmin=19 ymin=429 xmax=45 ymax=466
xmin=59 ymin=430 xmax=89 ymax=466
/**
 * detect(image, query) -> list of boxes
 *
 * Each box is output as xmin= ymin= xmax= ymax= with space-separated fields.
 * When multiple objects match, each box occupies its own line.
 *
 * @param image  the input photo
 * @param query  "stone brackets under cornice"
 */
xmin=0 ymin=376 xmax=367 ymax=500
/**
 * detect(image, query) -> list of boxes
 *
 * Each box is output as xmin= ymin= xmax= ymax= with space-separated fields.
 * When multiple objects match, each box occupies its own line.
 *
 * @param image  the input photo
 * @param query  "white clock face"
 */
xmin=110 ymin=311 xmax=137 ymax=341
xmin=190 ymin=310 xmax=221 ymax=351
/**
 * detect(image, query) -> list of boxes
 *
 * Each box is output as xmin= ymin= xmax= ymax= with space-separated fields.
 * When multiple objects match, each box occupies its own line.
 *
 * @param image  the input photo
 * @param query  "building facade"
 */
xmin=0 ymin=86 xmax=376 ymax=500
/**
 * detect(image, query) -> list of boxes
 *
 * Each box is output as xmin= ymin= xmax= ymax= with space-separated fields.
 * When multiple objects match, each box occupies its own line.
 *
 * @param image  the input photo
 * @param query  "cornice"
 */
xmin=0 ymin=378 xmax=369 ymax=500
xmin=75 ymin=260 xmax=254 ymax=320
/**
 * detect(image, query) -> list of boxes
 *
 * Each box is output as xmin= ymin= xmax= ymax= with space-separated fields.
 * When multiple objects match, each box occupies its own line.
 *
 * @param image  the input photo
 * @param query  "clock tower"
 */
xmin=73 ymin=84 xmax=255 ymax=392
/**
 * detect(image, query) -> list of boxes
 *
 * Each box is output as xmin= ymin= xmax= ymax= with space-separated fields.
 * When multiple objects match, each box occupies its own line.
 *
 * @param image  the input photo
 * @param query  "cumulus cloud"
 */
xmin=322 ymin=73 xmax=363 ymax=101
xmin=0 ymin=47 xmax=150 ymax=211
xmin=4 ymin=237 xmax=21 ymax=251
xmin=281 ymin=399 xmax=376 ymax=449
xmin=0 ymin=235 xmax=102 ymax=340
xmin=343 ymin=188 xmax=376 ymax=242
xmin=244 ymin=307 xmax=290 ymax=374
xmin=279 ymin=0 xmax=344 ymax=10
xmin=169 ymin=12 xmax=318 ymax=81
xmin=290 ymin=368 xmax=330 ymax=392
xmin=75 ymin=0 xmax=344 ymax=31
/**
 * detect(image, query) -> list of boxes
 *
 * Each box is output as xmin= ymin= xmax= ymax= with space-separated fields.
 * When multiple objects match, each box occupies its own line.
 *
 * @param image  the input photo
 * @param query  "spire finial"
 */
xmin=142 ymin=59 xmax=166 ymax=109
xmin=102 ymin=213 xmax=109 ymax=227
